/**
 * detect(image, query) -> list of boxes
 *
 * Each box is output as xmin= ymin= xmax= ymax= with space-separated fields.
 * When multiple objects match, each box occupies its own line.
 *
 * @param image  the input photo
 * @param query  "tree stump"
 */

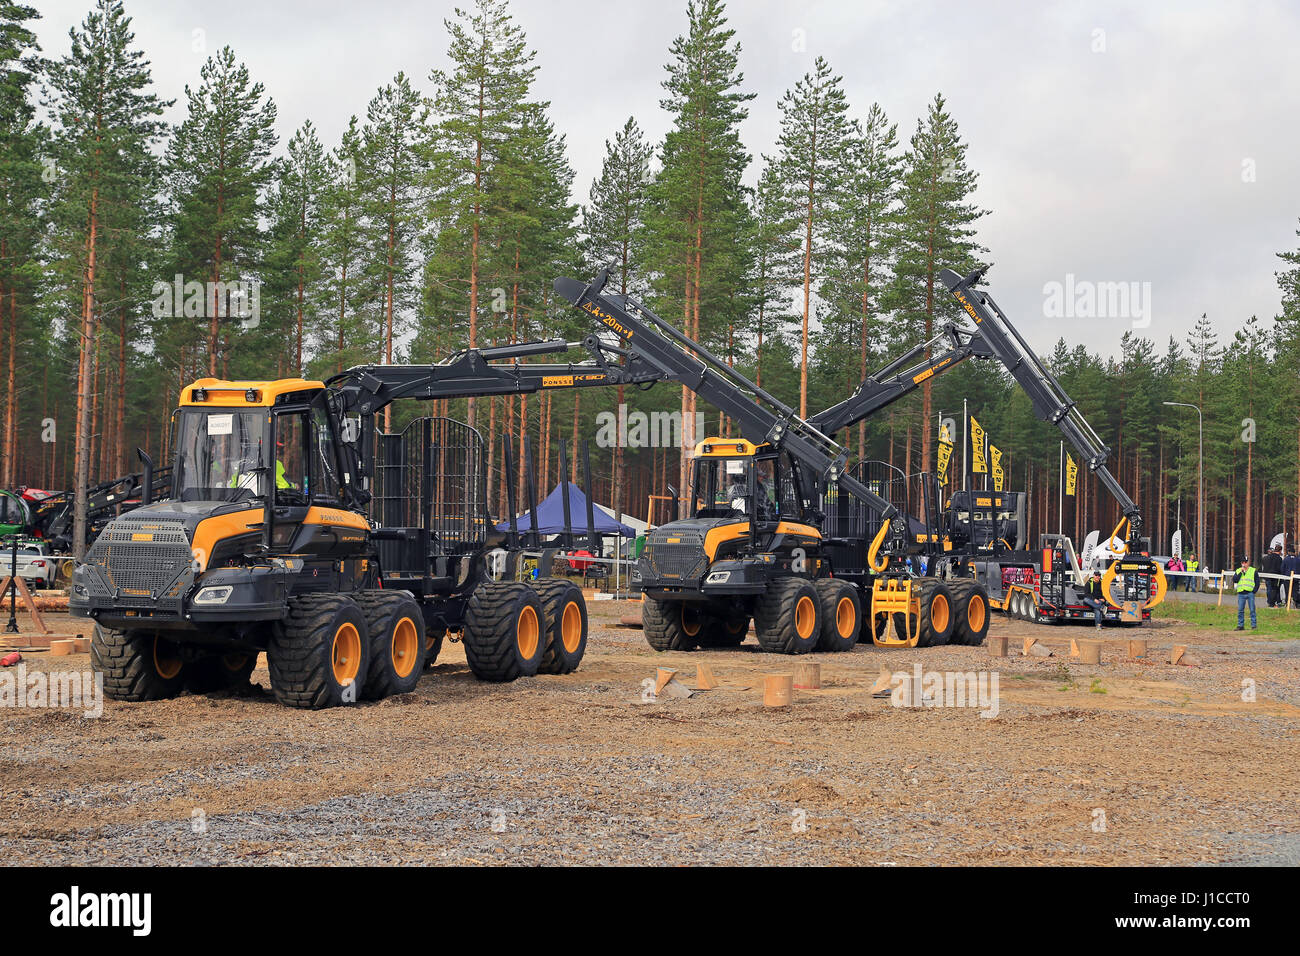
xmin=792 ymin=661 xmax=821 ymax=690
xmin=1127 ymin=638 xmax=1147 ymax=660
xmin=763 ymin=674 xmax=793 ymax=708
xmin=1077 ymin=639 xmax=1102 ymax=664
xmin=654 ymin=667 xmax=677 ymax=695
xmin=988 ymin=634 xmax=1008 ymax=657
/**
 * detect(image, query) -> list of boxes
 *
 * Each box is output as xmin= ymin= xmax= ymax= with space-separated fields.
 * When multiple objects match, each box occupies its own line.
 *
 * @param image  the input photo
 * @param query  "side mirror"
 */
xmin=666 ymin=484 xmax=679 ymax=521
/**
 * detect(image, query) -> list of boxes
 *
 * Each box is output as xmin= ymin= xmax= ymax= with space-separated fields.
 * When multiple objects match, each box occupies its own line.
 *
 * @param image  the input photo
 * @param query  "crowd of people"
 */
xmin=1164 ymin=543 xmax=1298 ymax=630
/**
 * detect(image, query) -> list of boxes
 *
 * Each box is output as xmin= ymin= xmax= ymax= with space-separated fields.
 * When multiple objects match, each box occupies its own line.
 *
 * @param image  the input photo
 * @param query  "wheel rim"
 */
xmin=968 ymin=594 xmax=987 ymax=632
xmin=727 ymin=616 xmax=747 ymax=635
xmin=221 ymin=653 xmax=249 ymax=673
xmin=795 ymin=594 xmax=816 ymax=639
xmin=516 ymin=605 xmax=540 ymax=659
xmin=680 ymin=605 xmax=703 ymax=637
xmin=560 ymin=600 xmax=582 ymax=653
xmin=331 ymin=622 xmax=362 ymax=686
xmin=836 ymin=596 xmax=856 ymax=638
xmin=391 ymin=616 xmax=419 ymax=679
xmin=931 ymin=593 xmax=950 ymax=633
xmin=153 ymin=636 xmax=183 ymax=680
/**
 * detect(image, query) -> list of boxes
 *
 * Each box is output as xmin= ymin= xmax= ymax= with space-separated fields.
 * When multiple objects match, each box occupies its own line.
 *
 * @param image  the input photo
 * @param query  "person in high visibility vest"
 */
xmin=1186 ymin=554 xmax=1200 ymax=592
xmin=1233 ymin=555 xmax=1260 ymax=630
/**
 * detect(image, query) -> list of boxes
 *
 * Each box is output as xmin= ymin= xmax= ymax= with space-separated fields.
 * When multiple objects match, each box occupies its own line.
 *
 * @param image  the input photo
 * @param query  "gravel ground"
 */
xmin=1 ymin=600 xmax=1296 ymax=866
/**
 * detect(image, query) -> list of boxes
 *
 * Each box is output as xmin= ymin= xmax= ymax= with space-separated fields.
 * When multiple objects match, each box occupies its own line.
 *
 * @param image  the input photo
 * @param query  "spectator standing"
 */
xmin=1283 ymin=547 xmax=1300 ymax=609
xmin=1233 ymin=555 xmax=1260 ymax=630
xmin=1186 ymin=553 xmax=1200 ymax=592
xmin=1262 ymin=545 xmax=1284 ymax=608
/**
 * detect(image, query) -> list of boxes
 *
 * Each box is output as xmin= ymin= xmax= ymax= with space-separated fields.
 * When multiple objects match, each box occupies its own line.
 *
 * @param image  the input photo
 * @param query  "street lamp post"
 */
xmin=1164 ymin=401 xmax=1204 ymax=572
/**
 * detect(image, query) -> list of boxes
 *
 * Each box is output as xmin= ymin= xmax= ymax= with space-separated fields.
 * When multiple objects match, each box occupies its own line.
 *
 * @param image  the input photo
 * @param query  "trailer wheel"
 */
xmin=185 ymin=651 xmax=257 ymax=693
xmin=463 ymin=582 xmax=546 ymax=681
xmin=356 ymin=590 xmax=426 ymax=699
xmin=91 ymin=624 xmax=189 ymax=701
xmin=754 ymin=577 xmax=821 ymax=655
xmin=268 ymin=594 xmax=370 ymax=709
xmin=915 ymin=578 xmax=955 ymax=647
xmin=947 ymin=580 xmax=990 ymax=646
xmin=533 ymin=580 xmax=588 ymax=674
xmin=815 ymin=579 xmax=860 ymax=652
xmin=642 ymin=598 xmax=703 ymax=652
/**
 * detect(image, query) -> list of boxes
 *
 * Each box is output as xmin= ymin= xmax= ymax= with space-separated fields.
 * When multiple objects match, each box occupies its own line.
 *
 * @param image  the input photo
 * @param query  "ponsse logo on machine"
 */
xmin=543 ymin=373 xmax=609 ymax=388
xmin=582 ymin=301 xmax=633 ymax=339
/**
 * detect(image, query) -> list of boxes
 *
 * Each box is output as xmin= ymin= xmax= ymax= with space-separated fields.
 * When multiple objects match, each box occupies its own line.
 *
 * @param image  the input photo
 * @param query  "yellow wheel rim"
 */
xmin=221 ymin=653 xmax=249 ymax=673
xmin=560 ymin=600 xmax=582 ymax=653
xmin=331 ymin=622 xmax=361 ymax=686
xmin=967 ymin=594 xmax=986 ymax=632
xmin=153 ymin=637 xmax=183 ymax=680
xmin=516 ymin=605 xmax=540 ymax=659
xmin=391 ymin=616 xmax=419 ymax=679
xmin=836 ymin=596 xmax=856 ymax=638
xmin=795 ymin=594 xmax=816 ymax=639
xmin=931 ymin=593 xmax=950 ymax=634
xmin=681 ymin=605 xmax=703 ymax=637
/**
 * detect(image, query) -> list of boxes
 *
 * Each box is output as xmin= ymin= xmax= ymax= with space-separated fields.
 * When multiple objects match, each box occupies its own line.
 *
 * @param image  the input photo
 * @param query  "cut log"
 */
xmin=1170 ymin=645 xmax=1186 ymax=666
xmin=695 ymin=662 xmax=718 ymax=690
xmin=49 ymin=639 xmax=75 ymax=656
xmin=1077 ymin=639 xmax=1102 ymax=664
xmin=869 ymin=665 xmax=894 ymax=695
xmin=792 ymin=661 xmax=821 ymax=690
xmin=654 ymin=667 xmax=677 ymax=695
xmin=987 ymin=634 xmax=1008 ymax=657
xmin=1022 ymin=636 xmax=1039 ymax=656
xmin=1127 ymin=638 xmax=1147 ymax=659
xmin=763 ymin=673 xmax=793 ymax=708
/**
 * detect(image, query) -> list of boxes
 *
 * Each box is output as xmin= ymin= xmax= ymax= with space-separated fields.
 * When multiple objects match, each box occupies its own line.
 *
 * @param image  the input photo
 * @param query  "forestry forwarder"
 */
xmin=553 ymin=271 xmax=946 ymax=655
xmin=70 ymin=339 xmax=679 ymax=709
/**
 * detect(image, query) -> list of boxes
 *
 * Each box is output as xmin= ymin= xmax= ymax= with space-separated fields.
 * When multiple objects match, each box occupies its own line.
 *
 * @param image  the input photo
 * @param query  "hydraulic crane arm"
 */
xmin=809 ymin=324 xmax=996 ymax=436
xmin=940 ymin=266 xmax=1144 ymax=546
xmin=554 ymin=268 xmax=907 ymax=565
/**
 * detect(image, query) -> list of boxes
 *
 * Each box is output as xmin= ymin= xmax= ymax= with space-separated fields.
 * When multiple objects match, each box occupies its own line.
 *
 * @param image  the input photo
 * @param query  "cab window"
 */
xmin=273 ymin=412 xmax=309 ymax=505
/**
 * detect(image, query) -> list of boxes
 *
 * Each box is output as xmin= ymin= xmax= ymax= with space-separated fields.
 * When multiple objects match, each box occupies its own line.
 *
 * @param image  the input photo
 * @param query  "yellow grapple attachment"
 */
xmin=870 ymin=577 xmax=921 ymax=648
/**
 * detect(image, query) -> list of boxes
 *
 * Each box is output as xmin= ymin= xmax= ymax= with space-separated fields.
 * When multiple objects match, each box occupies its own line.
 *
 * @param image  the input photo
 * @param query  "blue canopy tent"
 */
xmin=495 ymin=483 xmax=636 ymax=538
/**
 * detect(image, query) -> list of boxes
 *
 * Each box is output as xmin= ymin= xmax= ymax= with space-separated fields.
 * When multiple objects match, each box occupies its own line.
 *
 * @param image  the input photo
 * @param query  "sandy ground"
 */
xmin=0 ymin=600 xmax=1296 ymax=866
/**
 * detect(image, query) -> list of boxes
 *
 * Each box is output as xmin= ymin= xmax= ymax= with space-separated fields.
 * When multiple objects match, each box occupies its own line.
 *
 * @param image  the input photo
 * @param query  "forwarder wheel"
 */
xmin=642 ymin=598 xmax=704 ymax=652
xmin=915 ymin=578 xmax=955 ymax=647
xmin=754 ymin=578 xmax=821 ymax=655
xmin=533 ymin=579 xmax=588 ymax=674
xmin=462 ymin=582 xmax=546 ymax=682
xmin=268 ymin=594 xmax=370 ymax=709
xmin=91 ymin=624 xmax=188 ymax=701
xmin=356 ymin=590 xmax=426 ymax=699
xmin=185 ymin=651 xmax=257 ymax=693
xmin=815 ymin=579 xmax=860 ymax=652
xmin=947 ymin=580 xmax=991 ymax=646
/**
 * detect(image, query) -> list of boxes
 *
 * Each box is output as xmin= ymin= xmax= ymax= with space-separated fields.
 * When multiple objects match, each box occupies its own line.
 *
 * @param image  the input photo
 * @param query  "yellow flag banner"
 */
xmin=969 ymin=416 xmax=987 ymax=473
xmin=1065 ymin=453 xmax=1078 ymax=496
xmin=990 ymin=443 xmax=1004 ymax=492
xmin=937 ymin=440 xmax=954 ymax=486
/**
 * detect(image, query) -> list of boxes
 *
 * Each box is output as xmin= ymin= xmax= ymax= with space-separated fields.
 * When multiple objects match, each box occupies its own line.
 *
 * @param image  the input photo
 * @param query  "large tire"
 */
xmin=533 ymin=579 xmax=588 ymax=674
xmin=424 ymin=626 xmax=446 ymax=668
xmin=754 ymin=577 xmax=821 ymax=655
xmin=268 ymin=594 xmax=370 ymax=709
xmin=815 ymin=579 xmax=860 ymax=652
xmin=915 ymin=578 xmax=955 ymax=647
xmin=642 ymin=598 xmax=703 ymax=652
xmin=356 ymin=590 xmax=426 ymax=699
xmin=185 ymin=651 xmax=258 ymax=693
xmin=948 ymin=580 xmax=991 ymax=646
xmin=91 ymin=624 xmax=188 ymax=701
xmin=462 ymin=582 xmax=546 ymax=682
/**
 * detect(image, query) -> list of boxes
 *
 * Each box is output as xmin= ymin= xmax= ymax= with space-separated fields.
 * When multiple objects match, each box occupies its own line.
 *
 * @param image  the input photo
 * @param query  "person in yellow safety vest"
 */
xmin=1186 ymin=554 xmax=1200 ymax=592
xmin=1233 ymin=555 xmax=1259 ymax=630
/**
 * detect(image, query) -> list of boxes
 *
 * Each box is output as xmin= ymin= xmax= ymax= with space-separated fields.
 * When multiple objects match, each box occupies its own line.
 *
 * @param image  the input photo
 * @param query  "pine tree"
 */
xmin=164 ymin=45 xmax=277 ymax=378
xmin=773 ymin=55 xmax=853 ymax=417
xmin=428 ymin=0 xmax=539 ymax=430
xmin=265 ymin=121 xmax=327 ymax=377
xmin=0 ymin=1 xmax=43 ymax=488
xmin=360 ymin=73 xmax=426 ymax=430
xmin=45 ymin=0 xmax=167 ymax=556
xmin=820 ymin=101 xmax=902 ymax=458
xmin=747 ymin=158 xmax=798 ymax=391
xmin=316 ymin=116 xmax=374 ymax=376
xmin=889 ymin=93 xmax=986 ymax=474
xmin=645 ymin=0 xmax=754 ymax=492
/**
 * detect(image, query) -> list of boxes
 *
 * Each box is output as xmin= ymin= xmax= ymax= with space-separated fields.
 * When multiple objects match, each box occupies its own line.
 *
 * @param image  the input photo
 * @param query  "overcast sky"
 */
xmin=36 ymin=0 xmax=1300 ymax=359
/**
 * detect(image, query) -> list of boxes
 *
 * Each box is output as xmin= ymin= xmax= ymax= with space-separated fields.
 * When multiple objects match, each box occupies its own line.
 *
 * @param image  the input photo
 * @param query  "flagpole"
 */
xmin=1058 ymin=440 xmax=1064 ymax=536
